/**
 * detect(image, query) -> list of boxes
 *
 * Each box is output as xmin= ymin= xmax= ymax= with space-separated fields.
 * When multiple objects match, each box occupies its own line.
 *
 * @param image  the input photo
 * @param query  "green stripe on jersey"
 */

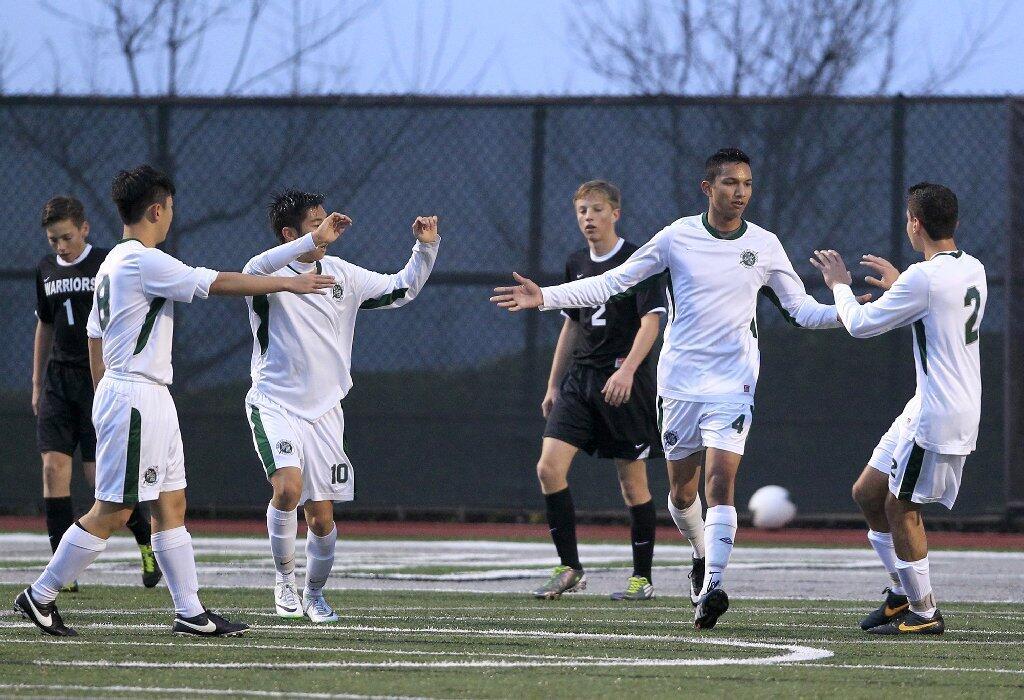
xmin=759 ymin=286 xmax=800 ymax=327
xmin=133 ymin=297 xmax=167 ymax=355
xmin=253 ymin=295 xmax=270 ymax=355
xmin=249 ymin=405 xmax=276 ymax=477
xmin=123 ymin=408 xmax=141 ymax=505
xmin=913 ymin=319 xmax=928 ymax=375
xmin=360 ymin=288 xmax=408 ymax=309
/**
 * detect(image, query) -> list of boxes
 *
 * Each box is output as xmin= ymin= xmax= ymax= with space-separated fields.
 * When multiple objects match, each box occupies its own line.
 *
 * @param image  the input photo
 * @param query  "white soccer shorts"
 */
xmin=657 ymin=397 xmax=753 ymax=460
xmin=868 ymin=414 xmax=964 ymax=509
xmin=245 ymin=388 xmax=354 ymax=504
xmin=92 ymin=375 xmax=186 ymax=504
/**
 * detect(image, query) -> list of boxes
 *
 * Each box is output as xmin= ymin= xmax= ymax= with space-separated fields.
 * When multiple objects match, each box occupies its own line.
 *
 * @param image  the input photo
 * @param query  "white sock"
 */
xmin=867 ymin=530 xmax=905 ymax=595
xmin=700 ymin=505 xmax=737 ymax=596
xmin=151 ymin=526 xmax=204 ymax=618
xmin=667 ymin=495 xmax=705 ymax=559
xmin=32 ymin=523 xmax=106 ymax=604
xmin=267 ymin=504 xmax=298 ymax=585
xmin=304 ymin=526 xmax=336 ymax=598
xmin=895 ymin=556 xmax=935 ymax=617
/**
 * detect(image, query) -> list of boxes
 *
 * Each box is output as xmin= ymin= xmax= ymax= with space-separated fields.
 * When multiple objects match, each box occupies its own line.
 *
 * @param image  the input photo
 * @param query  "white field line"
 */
xmin=0 ymin=684 xmax=426 ymax=699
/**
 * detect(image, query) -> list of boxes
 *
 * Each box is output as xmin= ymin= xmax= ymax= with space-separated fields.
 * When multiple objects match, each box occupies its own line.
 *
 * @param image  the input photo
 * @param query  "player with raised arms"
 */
xmin=811 ymin=182 xmax=986 ymax=635
xmin=245 ymin=190 xmax=439 ymax=622
xmin=15 ymin=165 xmax=343 ymax=638
xmin=530 ymin=180 xmax=667 ymax=601
xmin=33 ymin=196 xmax=161 ymax=591
xmin=491 ymin=148 xmax=860 ymax=629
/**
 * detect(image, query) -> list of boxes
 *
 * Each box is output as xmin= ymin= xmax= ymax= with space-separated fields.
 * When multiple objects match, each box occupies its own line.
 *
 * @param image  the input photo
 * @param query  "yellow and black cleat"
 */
xmin=867 ymin=608 xmax=945 ymax=635
xmin=140 ymin=544 xmax=163 ymax=588
xmin=859 ymin=587 xmax=909 ymax=630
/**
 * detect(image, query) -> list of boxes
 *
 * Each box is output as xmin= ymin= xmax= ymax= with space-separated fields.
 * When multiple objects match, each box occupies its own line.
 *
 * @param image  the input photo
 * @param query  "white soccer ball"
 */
xmin=748 ymin=485 xmax=797 ymax=529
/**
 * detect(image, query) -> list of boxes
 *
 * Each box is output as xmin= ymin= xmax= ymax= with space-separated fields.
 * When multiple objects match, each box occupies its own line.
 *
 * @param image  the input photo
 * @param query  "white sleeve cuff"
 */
xmin=192 ymin=267 xmax=220 ymax=300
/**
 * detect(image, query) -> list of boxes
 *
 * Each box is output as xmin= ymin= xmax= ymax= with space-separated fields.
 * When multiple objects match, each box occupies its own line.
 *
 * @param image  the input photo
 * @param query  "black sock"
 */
xmin=544 ymin=488 xmax=581 ymax=570
xmin=44 ymin=496 xmax=74 ymax=553
xmin=629 ymin=499 xmax=656 ymax=582
xmin=126 ymin=503 xmax=152 ymax=546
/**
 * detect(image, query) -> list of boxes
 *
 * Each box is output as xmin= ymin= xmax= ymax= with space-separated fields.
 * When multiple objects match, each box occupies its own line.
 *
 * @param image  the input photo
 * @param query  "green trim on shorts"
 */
xmin=898 ymin=442 xmax=925 ymax=501
xmin=123 ymin=408 xmax=141 ymax=505
xmin=249 ymin=405 xmax=277 ymax=477
xmin=134 ymin=297 xmax=167 ymax=355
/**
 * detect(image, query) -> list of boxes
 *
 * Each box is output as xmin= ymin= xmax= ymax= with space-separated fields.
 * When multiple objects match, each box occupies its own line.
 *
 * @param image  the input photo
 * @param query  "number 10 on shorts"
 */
xmin=330 ymin=463 xmax=349 ymax=485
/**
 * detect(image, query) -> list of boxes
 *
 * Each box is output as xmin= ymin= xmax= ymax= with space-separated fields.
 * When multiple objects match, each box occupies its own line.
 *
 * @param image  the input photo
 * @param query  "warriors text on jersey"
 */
xmin=244 ymin=233 xmax=439 ymax=421
xmin=86 ymin=238 xmax=219 ymax=384
xmin=540 ymin=213 xmax=840 ymax=404
xmin=35 ymin=244 xmax=108 ymax=367
xmin=834 ymin=250 xmax=986 ymax=455
xmin=561 ymin=238 xmax=667 ymax=368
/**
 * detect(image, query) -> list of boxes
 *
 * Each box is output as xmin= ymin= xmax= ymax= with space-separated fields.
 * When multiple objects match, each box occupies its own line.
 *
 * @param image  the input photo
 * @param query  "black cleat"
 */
xmin=688 ymin=557 xmax=705 ymax=607
xmin=172 ymin=609 xmax=249 ymax=637
xmin=14 ymin=588 xmax=77 ymax=637
xmin=859 ymin=587 xmax=909 ymax=630
xmin=139 ymin=544 xmax=162 ymax=588
xmin=694 ymin=587 xmax=729 ymax=630
xmin=867 ymin=608 xmax=944 ymax=635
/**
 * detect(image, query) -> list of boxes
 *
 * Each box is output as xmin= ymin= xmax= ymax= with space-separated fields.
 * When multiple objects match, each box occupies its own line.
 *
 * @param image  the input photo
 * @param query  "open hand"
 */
xmin=288 ymin=272 xmax=336 ymax=295
xmin=601 ymin=367 xmax=634 ymax=407
xmin=809 ymin=249 xmax=853 ymax=289
xmin=312 ymin=212 xmax=352 ymax=247
xmin=860 ymin=254 xmax=900 ymax=291
xmin=490 ymin=272 xmax=543 ymax=312
xmin=412 ymin=215 xmax=439 ymax=243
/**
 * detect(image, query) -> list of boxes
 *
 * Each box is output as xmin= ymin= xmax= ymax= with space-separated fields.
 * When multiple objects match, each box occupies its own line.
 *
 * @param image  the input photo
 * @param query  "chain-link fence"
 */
xmin=0 ymin=95 xmax=1019 ymax=520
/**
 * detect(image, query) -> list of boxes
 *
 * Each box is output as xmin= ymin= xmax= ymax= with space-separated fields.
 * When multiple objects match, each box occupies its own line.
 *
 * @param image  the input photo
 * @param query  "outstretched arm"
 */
xmin=492 ymin=227 xmax=671 ymax=312
xmin=811 ymin=250 xmax=928 ymax=337
xmin=243 ymin=213 xmax=351 ymax=275
xmin=354 ymin=216 xmax=440 ymax=310
xmin=764 ymin=239 xmax=845 ymax=329
xmin=210 ymin=271 xmax=336 ymax=297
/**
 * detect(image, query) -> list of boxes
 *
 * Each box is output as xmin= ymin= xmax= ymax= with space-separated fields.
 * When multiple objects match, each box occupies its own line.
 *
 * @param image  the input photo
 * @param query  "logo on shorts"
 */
xmin=143 ymin=467 xmax=158 ymax=485
xmin=664 ymin=431 xmax=678 ymax=447
xmin=276 ymin=440 xmax=294 ymax=455
xmin=740 ymin=250 xmax=758 ymax=268
xmin=332 ymin=283 xmax=343 ymax=300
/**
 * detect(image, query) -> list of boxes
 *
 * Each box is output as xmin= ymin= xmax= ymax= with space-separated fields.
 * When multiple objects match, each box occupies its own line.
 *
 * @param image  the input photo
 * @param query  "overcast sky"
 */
xmin=1 ymin=0 xmax=1021 ymax=96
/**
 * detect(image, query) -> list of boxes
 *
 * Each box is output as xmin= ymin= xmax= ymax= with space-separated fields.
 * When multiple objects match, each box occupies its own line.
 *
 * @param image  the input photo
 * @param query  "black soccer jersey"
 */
xmin=563 ymin=238 xmax=667 ymax=369
xmin=35 ymin=245 xmax=108 ymax=368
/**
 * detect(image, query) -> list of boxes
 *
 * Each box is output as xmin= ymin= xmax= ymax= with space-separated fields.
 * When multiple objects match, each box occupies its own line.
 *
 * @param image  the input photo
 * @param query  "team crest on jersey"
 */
xmin=143 ymin=467 xmax=158 ymax=485
xmin=332 ymin=283 xmax=343 ymax=299
xmin=276 ymin=440 xmax=294 ymax=455
xmin=740 ymin=249 xmax=758 ymax=267
xmin=664 ymin=431 xmax=679 ymax=447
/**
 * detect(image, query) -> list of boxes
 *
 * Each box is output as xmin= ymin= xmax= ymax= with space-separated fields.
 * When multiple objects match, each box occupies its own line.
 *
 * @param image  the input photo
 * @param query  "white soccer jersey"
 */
xmin=540 ymin=213 xmax=840 ymax=404
xmin=244 ymin=233 xmax=439 ymax=421
xmin=86 ymin=239 xmax=218 ymax=385
xmin=833 ymin=250 xmax=986 ymax=455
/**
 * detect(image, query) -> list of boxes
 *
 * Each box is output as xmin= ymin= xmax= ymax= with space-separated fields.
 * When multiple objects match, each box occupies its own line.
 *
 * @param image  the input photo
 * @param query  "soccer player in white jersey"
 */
xmin=15 ymin=165 xmax=343 ymax=638
xmin=811 ymin=183 xmax=986 ymax=635
xmin=492 ymin=148 xmax=859 ymax=629
xmin=244 ymin=190 xmax=439 ymax=622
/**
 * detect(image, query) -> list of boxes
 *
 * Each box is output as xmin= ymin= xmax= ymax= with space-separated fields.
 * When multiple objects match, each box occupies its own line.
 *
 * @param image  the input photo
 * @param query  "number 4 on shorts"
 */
xmin=731 ymin=415 xmax=745 ymax=433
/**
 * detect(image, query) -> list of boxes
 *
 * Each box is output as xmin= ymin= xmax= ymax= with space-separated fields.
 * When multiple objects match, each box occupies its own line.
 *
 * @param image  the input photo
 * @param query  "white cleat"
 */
xmin=303 ymin=592 xmax=339 ymax=623
xmin=274 ymin=582 xmax=304 ymax=618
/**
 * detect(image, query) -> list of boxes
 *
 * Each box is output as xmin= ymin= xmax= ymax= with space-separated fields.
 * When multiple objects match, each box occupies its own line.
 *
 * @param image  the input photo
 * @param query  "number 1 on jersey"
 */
xmin=63 ymin=299 xmax=74 ymax=326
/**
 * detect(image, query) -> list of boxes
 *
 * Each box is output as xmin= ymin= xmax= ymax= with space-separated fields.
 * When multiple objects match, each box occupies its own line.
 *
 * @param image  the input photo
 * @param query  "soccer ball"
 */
xmin=748 ymin=485 xmax=797 ymax=529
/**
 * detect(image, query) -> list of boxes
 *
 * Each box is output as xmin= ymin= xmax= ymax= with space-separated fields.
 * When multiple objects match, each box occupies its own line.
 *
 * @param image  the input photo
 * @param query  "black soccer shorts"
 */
xmin=543 ymin=363 xmax=663 ymax=461
xmin=36 ymin=362 xmax=97 ymax=461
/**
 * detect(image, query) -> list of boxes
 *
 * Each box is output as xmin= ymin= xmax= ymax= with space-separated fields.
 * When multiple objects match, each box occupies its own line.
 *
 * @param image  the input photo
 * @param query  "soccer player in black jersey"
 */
xmin=33 ymin=196 xmax=161 ymax=589
xmin=531 ymin=181 xmax=667 ymax=600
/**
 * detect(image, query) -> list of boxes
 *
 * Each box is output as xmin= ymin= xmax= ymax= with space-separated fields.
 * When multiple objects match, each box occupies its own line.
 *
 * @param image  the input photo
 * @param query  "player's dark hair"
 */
xmin=40 ymin=196 xmax=86 ymax=229
xmin=268 ymin=189 xmax=326 ymax=243
xmin=111 ymin=165 xmax=176 ymax=225
xmin=573 ymin=180 xmax=621 ymax=209
xmin=907 ymin=182 xmax=958 ymax=240
xmin=705 ymin=148 xmax=751 ymax=183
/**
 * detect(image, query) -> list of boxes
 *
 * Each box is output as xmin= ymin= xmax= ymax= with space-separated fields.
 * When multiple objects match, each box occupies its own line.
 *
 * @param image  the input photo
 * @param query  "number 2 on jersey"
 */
xmin=590 ymin=304 xmax=607 ymax=327
xmin=96 ymin=275 xmax=111 ymax=330
xmin=964 ymin=286 xmax=980 ymax=345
